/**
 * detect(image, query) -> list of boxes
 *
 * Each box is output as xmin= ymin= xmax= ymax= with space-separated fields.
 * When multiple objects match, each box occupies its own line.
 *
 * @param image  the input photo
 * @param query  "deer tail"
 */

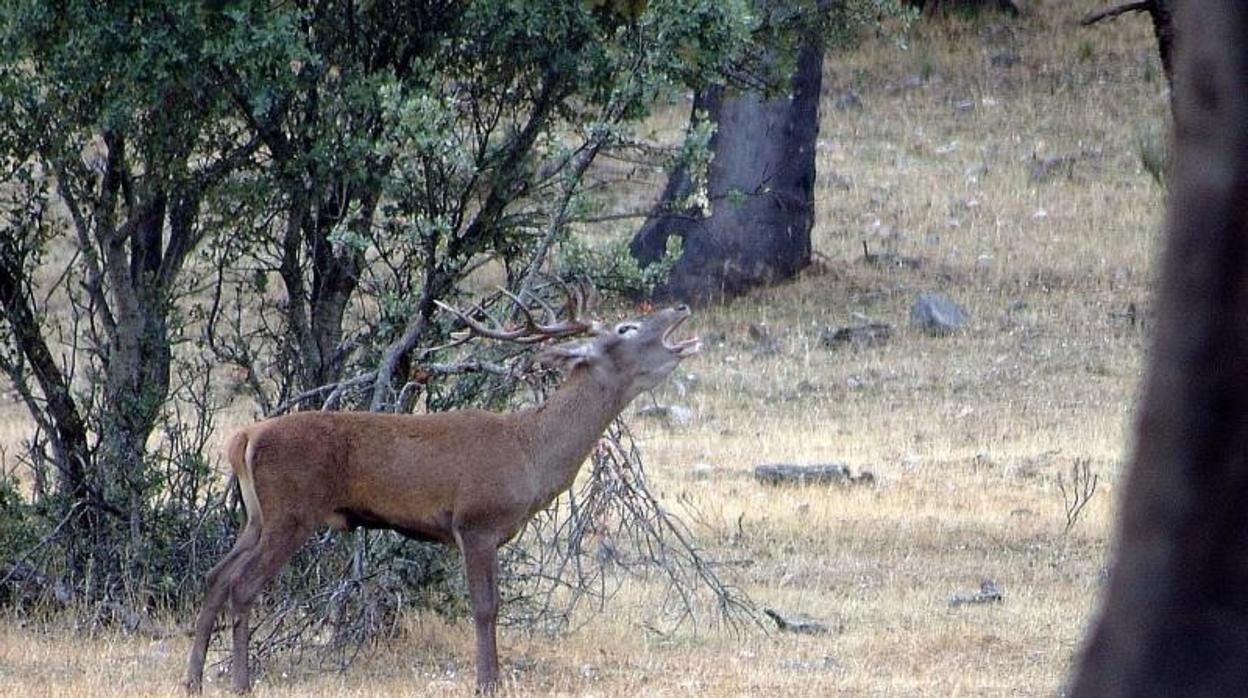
xmin=226 ymin=429 xmax=263 ymax=527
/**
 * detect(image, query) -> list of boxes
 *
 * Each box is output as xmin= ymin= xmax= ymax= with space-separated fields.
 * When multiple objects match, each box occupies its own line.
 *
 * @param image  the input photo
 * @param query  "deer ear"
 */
xmin=536 ymin=341 xmax=599 ymax=371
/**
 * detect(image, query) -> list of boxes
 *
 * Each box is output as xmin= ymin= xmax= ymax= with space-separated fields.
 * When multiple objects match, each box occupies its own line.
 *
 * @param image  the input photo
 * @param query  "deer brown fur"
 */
xmin=185 ymin=304 xmax=699 ymax=694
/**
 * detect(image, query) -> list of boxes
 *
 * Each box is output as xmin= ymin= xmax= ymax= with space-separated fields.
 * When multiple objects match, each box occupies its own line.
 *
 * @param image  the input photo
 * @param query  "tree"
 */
xmin=0 ymin=0 xmax=755 ymax=643
xmin=631 ymin=0 xmax=894 ymax=304
xmin=1069 ymin=2 xmax=1248 ymax=694
xmin=1 ymin=2 xmax=256 ymax=596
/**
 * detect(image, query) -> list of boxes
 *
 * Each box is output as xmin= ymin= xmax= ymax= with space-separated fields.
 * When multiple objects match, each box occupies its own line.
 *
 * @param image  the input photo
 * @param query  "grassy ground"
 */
xmin=0 ymin=1 xmax=1168 ymax=695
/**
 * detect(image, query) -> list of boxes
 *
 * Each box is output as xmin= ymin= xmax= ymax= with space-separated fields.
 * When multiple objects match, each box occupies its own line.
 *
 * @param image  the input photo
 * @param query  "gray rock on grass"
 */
xmin=948 ymin=579 xmax=1003 ymax=607
xmin=754 ymin=463 xmax=875 ymax=486
xmin=910 ymin=291 xmax=969 ymax=335
xmin=636 ymin=403 xmax=694 ymax=427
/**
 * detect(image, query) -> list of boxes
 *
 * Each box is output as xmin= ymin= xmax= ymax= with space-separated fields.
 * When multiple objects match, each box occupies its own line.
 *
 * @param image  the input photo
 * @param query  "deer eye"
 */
xmin=616 ymin=323 xmax=638 ymax=336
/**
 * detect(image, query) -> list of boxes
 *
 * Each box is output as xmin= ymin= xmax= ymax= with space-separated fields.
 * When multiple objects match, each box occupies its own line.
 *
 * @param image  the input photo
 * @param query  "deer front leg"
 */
xmin=457 ymin=531 xmax=501 ymax=693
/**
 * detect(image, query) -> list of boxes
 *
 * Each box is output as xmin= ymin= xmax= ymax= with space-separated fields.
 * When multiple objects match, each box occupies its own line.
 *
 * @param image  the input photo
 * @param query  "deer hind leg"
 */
xmin=226 ymin=516 xmax=316 ymax=694
xmin=186 ymin=518 xmax=261 ymax=694
xmin=456 ymin=529 xmax=502 ymax=694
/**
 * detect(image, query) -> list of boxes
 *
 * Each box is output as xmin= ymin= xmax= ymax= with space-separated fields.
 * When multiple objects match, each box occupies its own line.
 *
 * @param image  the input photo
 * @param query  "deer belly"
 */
xmin=332 ymin=506 xmax=453 ymax=544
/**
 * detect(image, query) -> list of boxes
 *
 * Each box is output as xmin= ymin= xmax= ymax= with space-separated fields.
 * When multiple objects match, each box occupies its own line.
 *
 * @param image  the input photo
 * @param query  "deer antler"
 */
xmin=435 ymin=283 xmax=596 ymax=344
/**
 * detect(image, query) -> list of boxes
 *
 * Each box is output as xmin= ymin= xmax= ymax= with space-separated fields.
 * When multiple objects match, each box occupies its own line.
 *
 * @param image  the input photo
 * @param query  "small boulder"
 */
xmin=690 ymin=463 xmax=717 ymax=480
xmin=747 ymin=322 xmax=781 ymax=355
xmin=990 ymin=51 xmax=1021 ymax=68
xmin=754 ymin=463 xmax=874 ymax=486
xmin=764 ymin=608 xmax=830 ymax=635
xmin=948 ymin=579 xmax=1003 ymax=607
xmin=636 ymin=404 xmax=694 ymax=427
xmin=833 ymin=90 xmax=862 ymax=111
xmin=910 ymin=292 xmax=969 ymax=335
xmin=821 ymin=322 xmax=893 ymax=350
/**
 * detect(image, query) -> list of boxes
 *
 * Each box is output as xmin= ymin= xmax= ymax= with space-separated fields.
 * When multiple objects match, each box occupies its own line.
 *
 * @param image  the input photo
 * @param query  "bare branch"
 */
xmin=1081 ymin=1 xmax=1152 ymax=26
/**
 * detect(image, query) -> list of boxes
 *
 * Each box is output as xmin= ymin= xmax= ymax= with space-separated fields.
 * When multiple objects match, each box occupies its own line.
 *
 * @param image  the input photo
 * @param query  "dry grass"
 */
xmin=0 ymin=1 xmax=1168 ymax=695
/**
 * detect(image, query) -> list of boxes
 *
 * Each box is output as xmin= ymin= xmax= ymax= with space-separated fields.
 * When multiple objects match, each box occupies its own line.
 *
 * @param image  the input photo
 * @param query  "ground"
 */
xmin=0 ymin=1 xmax=1167 ymax=695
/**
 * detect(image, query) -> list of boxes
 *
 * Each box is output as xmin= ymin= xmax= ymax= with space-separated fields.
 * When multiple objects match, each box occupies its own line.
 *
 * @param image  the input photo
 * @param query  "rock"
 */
xmin=747 ymin=322 xmax=781 ymax=355
xmin=780 ymin=655 xmax=840 ymax=672
xmin=861 ymin=243 xmax=923 ymax=270
xmin=763 ymin=608 xmax=830 ymax=635
xmin=990 ymin=51 xmax=1021 ymax=68
xmin=636 ymin=404 xmax=694 ymax=427
xmin=690 ymin=463 xmax=717 ymax=480
xmin=910 ymin=292 xmax=969 ymax=335
xmin=833 ymin=90 xmax=862 ymax=111
xmin=821 ymin=322 xmax=893 ymax=350
xmin=948 ymin=579 xmax=1003 ymax=607
xmin=1029 ymin=153 xmax=1079 ymax=182
xmin=754 ymin=463 xmax=874 ymax=486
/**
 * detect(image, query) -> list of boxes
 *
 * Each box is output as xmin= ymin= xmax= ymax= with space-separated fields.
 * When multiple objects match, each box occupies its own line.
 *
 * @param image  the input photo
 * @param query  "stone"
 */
xmin=910 ymin=291 xmax=969 ymax=335
xmin=764 ymin=608 xmax=830 ymax=635
xmin=948 ymin=579 xmax=1003 ymax=607
xmin=754 ymin=463 xmax=874 ymax=486
xmin=990 ymin=51 xmax=1021 ymax=68
xmin=833 ymin=90 xmax=862 ymax=111
xmin=636 ymin=403 xmax=694 ymax=427
xmin=821 ymin=322 xmax=893 ymax=350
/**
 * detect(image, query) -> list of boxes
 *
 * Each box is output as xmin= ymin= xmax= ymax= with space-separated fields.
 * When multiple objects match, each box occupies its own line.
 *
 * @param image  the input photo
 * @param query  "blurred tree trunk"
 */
xmin=1069 ymin=2 xmax=1248 ymax=695
xmin=631 ymin=39 xmax=822 ymax=304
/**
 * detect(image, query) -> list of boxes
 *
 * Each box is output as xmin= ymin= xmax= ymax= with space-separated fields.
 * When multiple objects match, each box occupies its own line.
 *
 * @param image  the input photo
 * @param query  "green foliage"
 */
xmin=0 ymin=477 xmax=38 ymax=562
xmin=677 ymin=113 xmax=717 ymax=216
xmin=557 ymin=234 xmax=683 ymax=297
xmin=824 ymin=0 xmax=910 ymax=48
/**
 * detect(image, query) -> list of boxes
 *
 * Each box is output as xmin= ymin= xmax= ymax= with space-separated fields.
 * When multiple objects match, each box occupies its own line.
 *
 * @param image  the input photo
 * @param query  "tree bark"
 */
xmin=1069 ymin=2 xmax=1248 ymax=695
xmin=632 ymin=39 xmax=822 ymax=305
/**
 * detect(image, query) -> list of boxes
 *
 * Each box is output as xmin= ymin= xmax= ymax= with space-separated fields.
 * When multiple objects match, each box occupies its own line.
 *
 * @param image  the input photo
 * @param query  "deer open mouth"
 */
xmin=663 ymin=314 xmax=701 ymax=356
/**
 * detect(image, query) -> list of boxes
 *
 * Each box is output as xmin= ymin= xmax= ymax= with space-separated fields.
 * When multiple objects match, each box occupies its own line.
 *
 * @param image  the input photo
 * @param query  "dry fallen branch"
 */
xmin=503 ymin=417 xmax=759 ymax=635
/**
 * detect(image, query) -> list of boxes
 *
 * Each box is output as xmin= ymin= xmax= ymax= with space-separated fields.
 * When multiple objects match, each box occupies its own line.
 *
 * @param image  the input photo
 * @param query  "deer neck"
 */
xmin=522 ymin=366 xmax=628 ymax=501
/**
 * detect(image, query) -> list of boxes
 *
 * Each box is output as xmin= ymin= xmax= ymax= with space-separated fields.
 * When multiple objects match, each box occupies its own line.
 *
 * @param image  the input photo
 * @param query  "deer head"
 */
xmin=538 ymin=304 xmax=701 ymax=402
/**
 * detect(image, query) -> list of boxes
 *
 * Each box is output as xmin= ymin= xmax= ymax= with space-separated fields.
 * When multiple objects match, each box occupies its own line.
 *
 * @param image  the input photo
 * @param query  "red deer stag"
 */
xmin=185 ymin=293 xmax=701 ymax=693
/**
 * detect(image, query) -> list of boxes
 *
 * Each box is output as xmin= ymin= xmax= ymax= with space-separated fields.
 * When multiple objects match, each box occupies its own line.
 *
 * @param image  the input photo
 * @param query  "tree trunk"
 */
xmin=1147 ymin=0 xmax=1174 ymax=84
xmin=275 ymin=181 xmax=371 ymax=400
xmin=632 ymin=39 xmax=823 ymax=305
xmin=1069 ymin=2 xmax=1248 ymax=695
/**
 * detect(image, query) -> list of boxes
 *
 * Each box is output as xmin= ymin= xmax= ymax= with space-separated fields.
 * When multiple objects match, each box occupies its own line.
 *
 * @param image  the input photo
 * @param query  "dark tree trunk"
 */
xmin=632 ymin=39 xmax=823 ymax=305
xmin=1147 ymin=0 xmax=1174 ymax=84
xmin=630 ymin=91 xmax=717 ymax=268
xmin=0 ymin=254 xmax=91 ymax=506
xmin=275 ymin=181 xmax=371 ymax=400
xmin=1069 ymin=2 xmax=1248 ymax=695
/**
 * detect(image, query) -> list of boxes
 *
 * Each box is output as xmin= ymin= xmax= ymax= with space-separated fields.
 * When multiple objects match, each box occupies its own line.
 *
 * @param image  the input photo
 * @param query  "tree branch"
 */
xmin=1081 ymin=1 xmax=1152 ymax=26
